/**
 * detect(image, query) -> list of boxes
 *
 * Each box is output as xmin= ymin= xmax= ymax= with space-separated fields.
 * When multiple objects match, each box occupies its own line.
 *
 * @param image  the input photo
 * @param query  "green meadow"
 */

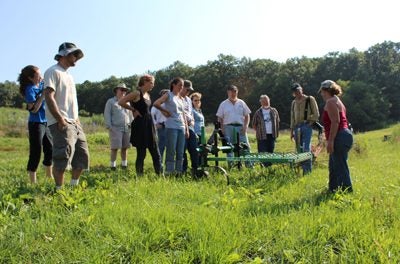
xmin=0 ymin=107 xmax=399 ymax=263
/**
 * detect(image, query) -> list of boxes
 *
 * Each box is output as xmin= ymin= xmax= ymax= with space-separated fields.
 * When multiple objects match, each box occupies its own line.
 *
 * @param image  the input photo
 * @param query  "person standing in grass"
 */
xmin=181 ymin=80 xmax=199 ymax=177
xmin=153 ymin=77 xmax=188 ymax=175
xmin=104 ymin=83 xmax=133 ymax=171
xmin=119 ymin=74 xmax=161 ymax=176
xmin=290 ymin=83 xmax=319 ymax=174
xmin=44 ymin=42 xmax=90 ymax=190
xmin=319 ymin=80 xmax=353 ymax=192
xmin=252 ymin=94 xmax=280 ymax=167
xmin=18 ymin=65 xmax=53 ymax=183
xmin=190 ymin=92 xmax=205 ymax=138
xmin=151 ymin=89 xmax=169 ymax=167
xmin=216 ymin=85 xmax=251 ymax=167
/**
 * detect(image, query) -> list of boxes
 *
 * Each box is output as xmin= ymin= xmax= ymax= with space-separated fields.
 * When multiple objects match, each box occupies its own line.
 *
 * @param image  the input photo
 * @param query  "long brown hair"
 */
xmin=18 ymin=65 xmax=38 ymax=97
xmin=169 ymin=77 xmax=184 ymax=91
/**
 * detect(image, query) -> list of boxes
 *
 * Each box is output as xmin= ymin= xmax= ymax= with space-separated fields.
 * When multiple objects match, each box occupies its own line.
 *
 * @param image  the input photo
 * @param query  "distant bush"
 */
xmin=351 ymin=138 xmax=368 ymax=156
xmin=87 ymin=132 xmax=109 ymax=145
xmin=390 ymin=126 xmax=400 ymax=143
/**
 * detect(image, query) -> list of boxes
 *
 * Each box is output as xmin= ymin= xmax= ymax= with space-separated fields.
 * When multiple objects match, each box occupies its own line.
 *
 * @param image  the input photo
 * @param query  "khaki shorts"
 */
xmin=49 ymin=122 xmax=90 ymax=170
xmin=109 ymin=127 xmax=131 ymax=149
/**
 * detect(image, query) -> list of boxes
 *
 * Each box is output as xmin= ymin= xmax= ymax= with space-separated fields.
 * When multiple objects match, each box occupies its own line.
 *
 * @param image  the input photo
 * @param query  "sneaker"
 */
xmin=111 ymin=167 xmax=117 ymax=171
xmin=121 ymin=166 xmax=127 ymax=170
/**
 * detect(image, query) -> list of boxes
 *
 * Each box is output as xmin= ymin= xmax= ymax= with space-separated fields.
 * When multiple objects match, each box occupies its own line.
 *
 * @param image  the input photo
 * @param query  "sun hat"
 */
xmin=54 ymin=42 xmax=84 ymax=61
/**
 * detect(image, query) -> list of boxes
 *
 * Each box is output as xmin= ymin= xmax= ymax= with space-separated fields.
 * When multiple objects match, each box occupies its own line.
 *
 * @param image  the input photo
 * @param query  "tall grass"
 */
xmin=0 ymin=107 xmax=399 ymax=263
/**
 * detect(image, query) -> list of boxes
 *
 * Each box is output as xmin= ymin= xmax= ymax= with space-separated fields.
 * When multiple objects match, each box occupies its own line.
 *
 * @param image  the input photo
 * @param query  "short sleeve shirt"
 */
xmin=25 ymin=83 xmax=47 ymax=123
xmin=43 ymin=64 xmax=79 ymax=126
xmin=216 ymin=99 xmax=251 ymax=125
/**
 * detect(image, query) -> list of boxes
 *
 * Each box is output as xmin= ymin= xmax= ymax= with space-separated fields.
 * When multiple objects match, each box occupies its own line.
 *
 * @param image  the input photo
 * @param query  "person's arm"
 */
xmin=183 ymin=113 xmax=190 ymax=138
xmin=153 ymin=93 xmax=171 ymax=117
xmin=27 ymin=93 xmax=45 ymax=114
xmin=242 ymin=101 xmax=251 ymax=134
xmin=44 ymin=88 xmax=67 ymax=130
xmin=103 ymin=100 xmax=112 ymax=129
xmin=118 ymin=91 xmax=141 ymax=118
xmin=242 ymin=114 xmax=250 ymax=134
xmin=290 ymin=101 xmax=295 ymax=140
xmin=309 ymin=96 xmax=320 ymax=122
xmin=326 ymin=99 xmax=340 ymax=154
xmin=252 ymin=111 xmax=258 ymax=130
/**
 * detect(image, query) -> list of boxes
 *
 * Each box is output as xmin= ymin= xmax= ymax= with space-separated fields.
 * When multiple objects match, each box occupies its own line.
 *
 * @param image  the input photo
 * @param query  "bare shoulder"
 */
xmin=126 ymin=90 xmax=140 ymax=102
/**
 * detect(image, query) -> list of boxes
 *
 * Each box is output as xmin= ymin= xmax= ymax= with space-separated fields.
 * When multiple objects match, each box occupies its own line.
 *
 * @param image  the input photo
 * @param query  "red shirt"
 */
xmin=323 ymin=109 xmax=349 ymax=140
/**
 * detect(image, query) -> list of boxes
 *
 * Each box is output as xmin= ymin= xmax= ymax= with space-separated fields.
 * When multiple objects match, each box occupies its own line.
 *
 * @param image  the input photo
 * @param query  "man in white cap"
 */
xmin=104 ymin=83 xmax=133 ymax=170
xmin=44 ymin=42 xmax=89 ymax=190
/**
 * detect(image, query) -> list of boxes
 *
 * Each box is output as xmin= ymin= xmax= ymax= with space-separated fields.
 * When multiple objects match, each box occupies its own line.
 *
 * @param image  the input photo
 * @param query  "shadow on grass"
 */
xmin=228 ymin=163 xmax=302 ymax=192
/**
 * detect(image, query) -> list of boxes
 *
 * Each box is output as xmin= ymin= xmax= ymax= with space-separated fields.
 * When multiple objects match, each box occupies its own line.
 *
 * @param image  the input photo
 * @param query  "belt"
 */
xmin=225 ymin=123 xmax=242 ymax=127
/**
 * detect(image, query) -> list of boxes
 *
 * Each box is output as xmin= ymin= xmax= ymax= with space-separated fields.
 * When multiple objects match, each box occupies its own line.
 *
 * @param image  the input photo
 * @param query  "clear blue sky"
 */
xmin=1 ymin=0 xmax=398 ymax=84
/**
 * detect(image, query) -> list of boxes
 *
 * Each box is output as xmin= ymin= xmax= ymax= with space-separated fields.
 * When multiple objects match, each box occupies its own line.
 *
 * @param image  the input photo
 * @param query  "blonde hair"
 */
xmin=138 ymin=74 xmax=155 ymax=87
xmin=190 ymin=92 xmax=202 ymax=100
xmin=320 ymin=80 xmax=342 ymax=96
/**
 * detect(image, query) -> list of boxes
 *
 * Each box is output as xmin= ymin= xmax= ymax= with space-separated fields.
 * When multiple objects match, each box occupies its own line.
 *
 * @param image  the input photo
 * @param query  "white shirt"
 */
xmin=151 ymin=104 xmax=167 ymax=125
xmin=182 ymin=96 xmax=194 ymax=129
xmin=216 ymin=99 xmax=251 ymax=125
xmin=44 ymin=64 xmax=78 ymax=126
xmin=262 ymin=108 xmax=273 ymax=134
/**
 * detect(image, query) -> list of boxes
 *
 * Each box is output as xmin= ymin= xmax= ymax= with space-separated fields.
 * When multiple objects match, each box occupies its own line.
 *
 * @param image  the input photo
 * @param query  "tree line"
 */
xmin=1 ymin=41 xmax=399 ymax=132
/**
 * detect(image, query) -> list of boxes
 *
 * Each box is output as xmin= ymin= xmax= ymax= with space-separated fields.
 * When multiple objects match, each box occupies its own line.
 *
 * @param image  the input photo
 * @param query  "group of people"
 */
xmin=109 ymin=77 xmax=205 ymax=177
xmin=18 ymin=41 xmax=353 ymax=193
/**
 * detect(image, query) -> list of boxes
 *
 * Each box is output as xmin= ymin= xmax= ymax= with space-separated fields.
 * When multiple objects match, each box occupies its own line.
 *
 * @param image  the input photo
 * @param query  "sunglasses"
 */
xmin=193 ymin=99 xmax=201 ymax=102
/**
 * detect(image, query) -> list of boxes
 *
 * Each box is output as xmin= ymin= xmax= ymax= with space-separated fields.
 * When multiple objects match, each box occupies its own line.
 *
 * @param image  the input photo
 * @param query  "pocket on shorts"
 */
xmin=52 ymin=144 xmax=71 ymax=161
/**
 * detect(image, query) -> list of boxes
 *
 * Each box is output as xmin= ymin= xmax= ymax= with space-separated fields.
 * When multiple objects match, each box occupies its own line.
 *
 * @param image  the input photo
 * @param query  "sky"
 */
xmin=1 ymin=0 xmax=399 ymax=84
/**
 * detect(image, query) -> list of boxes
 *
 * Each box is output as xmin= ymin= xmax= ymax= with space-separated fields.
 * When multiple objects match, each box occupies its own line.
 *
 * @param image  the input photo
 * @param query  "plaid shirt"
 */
xmin=252 ymin=107 xmax=280 ymax=140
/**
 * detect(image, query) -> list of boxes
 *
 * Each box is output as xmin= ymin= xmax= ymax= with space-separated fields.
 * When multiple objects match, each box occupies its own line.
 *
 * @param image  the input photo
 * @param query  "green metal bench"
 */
xmin=196 ymin=125 xmax=313 ymax=184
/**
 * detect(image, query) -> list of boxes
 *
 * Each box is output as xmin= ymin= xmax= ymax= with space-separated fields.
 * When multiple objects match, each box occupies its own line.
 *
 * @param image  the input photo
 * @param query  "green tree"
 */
xmin=342 ymin=80 xmax=390 ymax=131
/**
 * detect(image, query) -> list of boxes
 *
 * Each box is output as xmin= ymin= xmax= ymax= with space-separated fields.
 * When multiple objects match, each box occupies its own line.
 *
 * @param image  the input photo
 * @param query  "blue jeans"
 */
xmin=223 ymin=124 xmax=251 ymax=167
xmin=257 ymin=134 xmax=275 ymax=167
xmin=183 ymin=129 xmax=199 ymax=173
xmin=157 ymin=127 xmax=166 ymax=164
xmin=294 ymin=123 xmax=313 ymax=174
xmin=165 ymin=128 xmax=186 ymax=174
xmin=329 ymin=129 xmax=353 ymax=192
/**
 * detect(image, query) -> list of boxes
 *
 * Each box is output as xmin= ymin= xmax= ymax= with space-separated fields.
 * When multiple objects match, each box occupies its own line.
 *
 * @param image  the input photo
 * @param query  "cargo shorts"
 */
xmin=49 ymin=121 xmax=90 ymax=171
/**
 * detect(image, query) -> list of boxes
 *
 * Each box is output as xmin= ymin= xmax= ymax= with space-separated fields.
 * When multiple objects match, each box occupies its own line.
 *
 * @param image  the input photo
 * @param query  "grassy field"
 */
xmin=0 ymin=107 xmax=399 ymax=263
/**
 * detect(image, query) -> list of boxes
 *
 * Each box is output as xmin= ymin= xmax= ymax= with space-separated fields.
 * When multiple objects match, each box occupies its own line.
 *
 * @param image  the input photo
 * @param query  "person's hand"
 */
xmin=57 ymin=119 xmax=68 ymax=131
xmin=241 ymin=126 xmax=247 ymax=135
xmin=290 ymin=131 xmax=294 ymax=141
xmin=161 ymin=109 xmax=171 ymax=118
xmin=185 ymin=129 xmax=190 ymax=138
xmin=133 ymin=110 xmax=142 ymax=118
xmin=327 ymin=140 xmax=334 ymax=154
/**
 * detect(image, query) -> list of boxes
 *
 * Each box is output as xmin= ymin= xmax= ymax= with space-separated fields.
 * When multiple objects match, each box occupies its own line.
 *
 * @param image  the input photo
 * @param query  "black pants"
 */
xmin=135 ymin=145 xmax=161 ymax=175
xmin=27 ymin=122 xmax=53 ymax=172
